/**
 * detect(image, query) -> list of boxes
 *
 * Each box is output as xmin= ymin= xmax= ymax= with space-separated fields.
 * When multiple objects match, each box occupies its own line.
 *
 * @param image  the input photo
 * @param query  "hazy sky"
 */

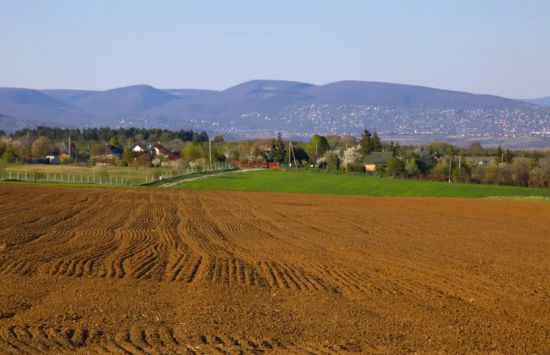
xmin=1 ymin=0 xmax=549 ymax=98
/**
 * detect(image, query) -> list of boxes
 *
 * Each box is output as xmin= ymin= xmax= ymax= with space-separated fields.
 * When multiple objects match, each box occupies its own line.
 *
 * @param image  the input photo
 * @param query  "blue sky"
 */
xmin=1 ymin=0 xmax=549 ymax=98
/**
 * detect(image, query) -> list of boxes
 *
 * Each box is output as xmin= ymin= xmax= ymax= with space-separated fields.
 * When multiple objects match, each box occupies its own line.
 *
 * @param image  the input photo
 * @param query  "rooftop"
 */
xmin=362 ymin=151 xmax=393 ymax=165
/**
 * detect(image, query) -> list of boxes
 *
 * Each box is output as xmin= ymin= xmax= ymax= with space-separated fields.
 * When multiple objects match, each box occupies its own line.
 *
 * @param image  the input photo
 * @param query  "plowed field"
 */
xmin=0 ymin=184 xmax=549 ymax=354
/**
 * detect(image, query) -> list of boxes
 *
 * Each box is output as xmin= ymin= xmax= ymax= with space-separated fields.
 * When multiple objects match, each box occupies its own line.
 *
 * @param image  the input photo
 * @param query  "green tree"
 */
xmin=31 ymin=136 xmax=53 ymax=158
xmin=90 ymin=144 xmax=104 ymax=156
xmin=405 ymin=155 xmax=421 ymax=177
xmin=393 ymin=142 xmax=402 ymax=156
xmin=121 ymin=147 xmax=133 ymax=166
xmin=495 ymin=145 xmax=503 ymax=164
xmin=269 ymin=133 xmax=286 ymax=163
xmin=109 ymin=136 xmax=123 ymax=150
xmin=372 ymin=131 xmax=383 ymax=151
xmin=98 ymin=169 xmax=109 ymax=183
xmin=324 ymin=151 xmax=340 ymax=170
xmin=359 ymin=129 xmax=373 ymax=154
xmin=192 ymin=133 xmax=200 ymax=145
xmin=305 ymin=134 xmax=329 ymax=161
xmin=529 ymin=152 xmax=540 ymax=170
xmin=503 ymin=149 xmax=513 ymax=164
xmin=0 ymin=130 xmax=6 ymax=137
xmin=152 ymin=168 xmax=161 ymax=181
xmin=1 ymin=151 xmax=15 ymax=163
xmin=181 ymin=143 xmax=203 ymax=161
xmin=212 ymin=134 xmax=224 ymax=143
xmin=429 ymin=160 xmax=450 ymax=181
xmin=386 ymin=156 xmax=405 ymax=178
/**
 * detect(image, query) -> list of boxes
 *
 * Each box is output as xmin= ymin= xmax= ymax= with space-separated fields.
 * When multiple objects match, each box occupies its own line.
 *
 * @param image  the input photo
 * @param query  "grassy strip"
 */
xmin=176 ymin=169 xmax=550 ymax=198
xmin=485 ymin=196 xmax=550 ymax=203
xmin=0 ymin=169 xmax=238 ymax=189
xmin=0 ymin=180 xmax=137 ymax=188
xmin=143 ymin=168 xmax=239 ymax=187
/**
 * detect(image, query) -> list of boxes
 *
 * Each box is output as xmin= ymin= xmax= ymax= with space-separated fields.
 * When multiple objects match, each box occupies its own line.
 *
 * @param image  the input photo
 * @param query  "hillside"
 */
xmin=521 ymin=96 xmax=550 ymax=106
xmin=73 ymin=85 xmax=178 ymax=113
xmin=0 ymin=88 xmax=68 ymax=107
xmin=0 ymin=113 xmax=66 ymax=133
xmin=0 ymin=80 xmax=547 ymax=135
xmin=40 ymin=89 xmax=98 ymax=105
xmin=304 ymin=81 xmax=533 ymax=109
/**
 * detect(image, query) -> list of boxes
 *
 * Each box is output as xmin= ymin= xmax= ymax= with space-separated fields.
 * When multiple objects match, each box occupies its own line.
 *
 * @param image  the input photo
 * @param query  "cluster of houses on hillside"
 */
xmin=45 ymin=142 xmax=176 ymax=165
xmin=99 ymin=142 xmax=177 ymax=163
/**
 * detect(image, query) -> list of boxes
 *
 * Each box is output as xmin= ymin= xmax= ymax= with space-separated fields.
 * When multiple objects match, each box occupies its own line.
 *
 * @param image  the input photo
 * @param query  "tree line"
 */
xmin=2 ymin=126 xmax=550 ymax=189
xmin=9 ymin=126 xmax=210 ymax=144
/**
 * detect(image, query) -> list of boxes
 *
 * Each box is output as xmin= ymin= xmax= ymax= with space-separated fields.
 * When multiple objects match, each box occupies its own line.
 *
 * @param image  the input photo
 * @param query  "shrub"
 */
xmin=98 ymin=169 xmax=109 ymax=183
xmin=29 ymin=169 xmax=44 ymax=181
xmin=60 ymin=156 xmax=75 ymax=164
xmin=386 ymin=157 xmax=405 ymax=179
xmin=152 ymin=169 xmax=161 ymax=181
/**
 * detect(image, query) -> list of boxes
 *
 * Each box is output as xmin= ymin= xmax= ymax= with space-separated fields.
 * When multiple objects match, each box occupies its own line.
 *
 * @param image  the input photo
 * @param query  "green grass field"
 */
xmin=0 ymin=164 xmax=221 ymax=185
xmin=0 ymin=169 xmax=236 ymax=189
xmin=177 ymin=170 xmax=550 ymax=198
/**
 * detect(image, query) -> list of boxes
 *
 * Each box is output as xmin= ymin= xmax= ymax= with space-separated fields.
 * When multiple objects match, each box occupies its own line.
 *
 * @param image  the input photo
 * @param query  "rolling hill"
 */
xmin=303 ymin=81 xmax=532 ymax=109
xmin=520 ymin=96 xmax=550 ymax=106
xmin=0 ymin=113 xmax=68 ymax=133
xmin=40 ymin=89 xmax=98 ymax=105
xmin=73 ymin=85 xmax=179 ymax=113
xmin=0 ymin=80 xmax=547 ymax=135
xmin=0 ymin=88 xmax=68 ymax=107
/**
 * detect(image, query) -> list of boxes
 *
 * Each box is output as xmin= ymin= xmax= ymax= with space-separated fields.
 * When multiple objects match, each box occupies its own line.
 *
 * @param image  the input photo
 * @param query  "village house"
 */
xmin=46 ymin=155 xmax=60 ymax=165
xmin=362 ymin=151 xmax=393 ymax=172
xmin=131 ymin=143 xmax=147 ymax=155
xmin=104 ymin=144 xmax=123 ymax=159
xmin=147 ymin=143 xmax=170 ymax=157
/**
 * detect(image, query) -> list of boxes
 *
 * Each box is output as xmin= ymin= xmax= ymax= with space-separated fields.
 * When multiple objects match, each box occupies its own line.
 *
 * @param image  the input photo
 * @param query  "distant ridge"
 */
xmin=73 ymin=85 xmax=178 ymax=113
xmin=0 ymin=80 xmax=545 ymax=133
xmin=302 ymin=80 xmax=531 ymax=109
xmin=0 ymin=88 xmax=68 ymax=107
xmin=40 ymin=89 xmax=98 ymax=105
xmin=519 ymin=96 xmax=550 ymax=106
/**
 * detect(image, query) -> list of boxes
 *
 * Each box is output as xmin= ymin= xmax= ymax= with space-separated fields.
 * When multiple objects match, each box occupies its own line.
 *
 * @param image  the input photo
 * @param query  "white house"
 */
xmin=131 ymin=143 xmax=147 ymax=154
xmin=46 ymin=155 xmax=60 ymax=165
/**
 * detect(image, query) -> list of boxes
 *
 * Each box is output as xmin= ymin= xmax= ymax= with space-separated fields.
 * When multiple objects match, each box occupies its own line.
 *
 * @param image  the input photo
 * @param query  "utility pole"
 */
xmin=288 ymin=141 xmax=292 ymax=167
xmin=448 ymin=159 xmax=452 ymax=183
xmin=289 ymin=141 xmax=297 ymax=167
xmin=344 ymin=144 xmax=348 ymax=173
xmin=68 ymin=136 xmax=71 ymax=157
xmin=209 ymin=140 xmax=212 ymax=166
xmin=315 ymin=142 xmax=318 ymax=168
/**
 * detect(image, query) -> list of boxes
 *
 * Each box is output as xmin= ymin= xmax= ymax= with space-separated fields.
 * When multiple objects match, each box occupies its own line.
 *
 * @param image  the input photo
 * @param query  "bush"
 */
xmin=529 ymin=168 xmax=550 ymax=188
xmin=98 ymin=169 xmax=109 ymax=183
xmin=430 ymin=160 xmax=449 ymax=181
xmin=152 ymin=169 xmax=161 ymax=181
xmin=61 ymin=156 xmax=75 ymax=165
xmin=1 ymin=151 xmax=15 ymax=163
xmin=386 ymin=157 xmax=405 ymax=179
xmin=29 ymin=169 xmax=44 ymax=181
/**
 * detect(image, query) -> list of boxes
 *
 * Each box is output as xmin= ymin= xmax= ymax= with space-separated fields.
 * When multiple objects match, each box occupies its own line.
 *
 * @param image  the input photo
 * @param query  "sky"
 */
xmin=1 ymin=0 xmax=549 ymax=99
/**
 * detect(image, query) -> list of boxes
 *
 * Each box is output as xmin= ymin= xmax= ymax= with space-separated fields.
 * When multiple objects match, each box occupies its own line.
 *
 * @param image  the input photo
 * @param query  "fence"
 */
xmin=0 ymin=164 xmax=236 ymax=186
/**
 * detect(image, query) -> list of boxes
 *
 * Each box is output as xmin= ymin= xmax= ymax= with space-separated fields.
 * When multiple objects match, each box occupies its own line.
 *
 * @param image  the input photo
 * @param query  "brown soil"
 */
xmin=0 ymin=184 xmax=549 ymax=354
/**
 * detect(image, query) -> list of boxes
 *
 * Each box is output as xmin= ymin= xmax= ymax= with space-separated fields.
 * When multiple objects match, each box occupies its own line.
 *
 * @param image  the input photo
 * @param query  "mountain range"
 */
xmin=519 ymin=97 xmax=550 ymax=106
xmin=0 ymin=80 xmax=548 ymax=135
